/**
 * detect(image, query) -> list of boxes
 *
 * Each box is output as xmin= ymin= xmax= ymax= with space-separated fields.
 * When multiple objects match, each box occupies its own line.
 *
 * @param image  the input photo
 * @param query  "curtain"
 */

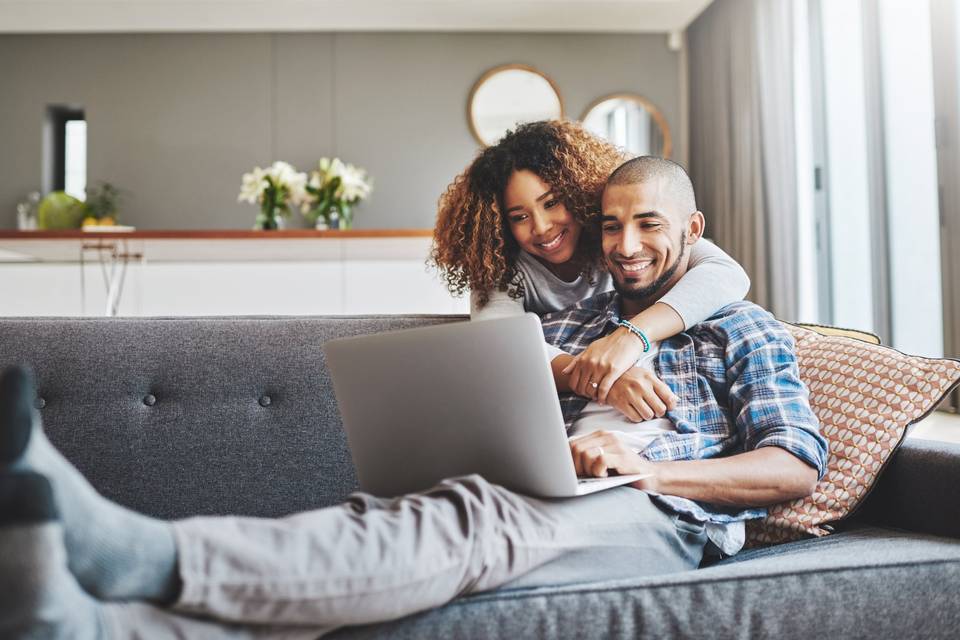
xmin=687 ymin=0 xmax=799 ymax=319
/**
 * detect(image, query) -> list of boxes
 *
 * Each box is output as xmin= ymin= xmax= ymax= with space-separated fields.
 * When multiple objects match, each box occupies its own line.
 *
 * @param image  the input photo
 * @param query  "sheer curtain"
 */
xmin=687 ymin=0 xmax=799 ymax=319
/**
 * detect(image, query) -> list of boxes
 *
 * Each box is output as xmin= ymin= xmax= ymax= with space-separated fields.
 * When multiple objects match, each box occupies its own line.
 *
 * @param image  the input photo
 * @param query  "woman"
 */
xmin=431 ymin=120 xmax=749 ymax=413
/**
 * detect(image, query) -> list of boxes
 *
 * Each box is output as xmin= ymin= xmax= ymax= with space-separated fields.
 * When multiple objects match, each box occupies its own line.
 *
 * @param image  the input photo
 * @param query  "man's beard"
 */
xmin=611 ymin=233 xmax=687 ymax=301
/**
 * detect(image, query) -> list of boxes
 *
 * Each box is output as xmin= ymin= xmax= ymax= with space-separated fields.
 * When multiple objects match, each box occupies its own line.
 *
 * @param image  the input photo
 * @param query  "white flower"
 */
xmin=266 ymin=160 xmax=293 ymax=184
xmin=238 ymin=167 xmax=267 ymax=204
xmin=317 ymin=157 xmax=345 ymax=187
xmin=337 ymin=163 xmax=373 ymax=203
xmin=238 ymin=161 xmax=309 ymax=207
xmin=286 ymin=171 xmax=309 ymax=208
xmin=275 ymin=163 xmax=307 ymax=202
xmin=298 ymin=157 xmax=373 ymax=217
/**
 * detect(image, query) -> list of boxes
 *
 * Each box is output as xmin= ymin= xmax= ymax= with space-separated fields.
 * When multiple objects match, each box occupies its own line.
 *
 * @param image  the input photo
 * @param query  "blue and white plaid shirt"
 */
xmin=540 ymin=292 xmax=828 ymax=524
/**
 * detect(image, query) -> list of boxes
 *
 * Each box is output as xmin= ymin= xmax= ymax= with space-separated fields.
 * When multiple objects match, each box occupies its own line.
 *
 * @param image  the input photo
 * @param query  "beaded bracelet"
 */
xmin=617 ymin=319 xmax=651 ymax=353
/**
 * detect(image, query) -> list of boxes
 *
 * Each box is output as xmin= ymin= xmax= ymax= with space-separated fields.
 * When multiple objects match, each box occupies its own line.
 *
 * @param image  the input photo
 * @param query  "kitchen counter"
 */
xmin=0 ymin=229 xmax=467 ymax=316
xmin=0 ymin=230 xmax=433 ymax=239
xmin=0 ymin=229 xmax=436 ymax=262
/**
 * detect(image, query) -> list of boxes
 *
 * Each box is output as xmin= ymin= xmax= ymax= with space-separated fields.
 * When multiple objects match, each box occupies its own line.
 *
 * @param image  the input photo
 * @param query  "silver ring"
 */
xmin=595 ymin=446 xmax=604 ymax=457
xmin=590 ymin=382 xmax=599 ymax=389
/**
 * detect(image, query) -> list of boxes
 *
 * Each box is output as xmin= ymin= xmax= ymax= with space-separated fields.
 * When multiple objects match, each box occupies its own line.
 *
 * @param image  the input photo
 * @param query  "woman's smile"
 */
xmin=535 ymin=228 xmax=570 ymax=254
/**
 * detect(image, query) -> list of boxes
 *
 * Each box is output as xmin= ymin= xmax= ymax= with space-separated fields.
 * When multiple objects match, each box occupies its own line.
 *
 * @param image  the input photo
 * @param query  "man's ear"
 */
xmin=686 ymin=211 xmax=705 ymax=244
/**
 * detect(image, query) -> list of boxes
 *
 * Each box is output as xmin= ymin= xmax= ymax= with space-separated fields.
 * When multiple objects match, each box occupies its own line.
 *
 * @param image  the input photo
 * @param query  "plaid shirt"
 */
xmin=540 ymin=292 xmax=828 ymax=524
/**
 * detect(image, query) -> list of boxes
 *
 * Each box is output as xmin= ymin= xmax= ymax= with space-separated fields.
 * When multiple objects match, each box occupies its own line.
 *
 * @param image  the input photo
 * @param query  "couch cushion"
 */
xmin=747 ymin=325 xmax=960 ymax=546
xmin=854 ymin=437 xmax=960 ymax=538
xmin=331 ymin=526 xmax=960 ymax=639
xmin=0 ymin=315 xmax=464 ymax=519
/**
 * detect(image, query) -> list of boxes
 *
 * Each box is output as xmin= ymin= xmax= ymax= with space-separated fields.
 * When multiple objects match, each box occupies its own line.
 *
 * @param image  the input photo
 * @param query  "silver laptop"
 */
xmin=323 ymin=313 xmax=650 ymax=498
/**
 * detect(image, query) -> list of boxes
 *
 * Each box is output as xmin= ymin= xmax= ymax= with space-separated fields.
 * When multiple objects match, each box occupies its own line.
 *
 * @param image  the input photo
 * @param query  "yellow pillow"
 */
xmin=791 ymin=322 xmax=881 ymax=345
xmin=746 ymin=323 xmax=960 ymax=546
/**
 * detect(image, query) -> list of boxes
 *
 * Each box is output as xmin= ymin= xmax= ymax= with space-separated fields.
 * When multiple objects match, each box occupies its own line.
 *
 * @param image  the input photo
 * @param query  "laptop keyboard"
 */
xmin=577 ymin=476 xmax=618 ymax=484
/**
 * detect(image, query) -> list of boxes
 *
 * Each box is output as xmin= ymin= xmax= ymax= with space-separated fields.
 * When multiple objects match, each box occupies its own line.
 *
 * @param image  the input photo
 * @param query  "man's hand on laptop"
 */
xmin=605 ymin=368 xmax=677 ymax=422
xmin=569 ymin=431 xmax=658 ymax=490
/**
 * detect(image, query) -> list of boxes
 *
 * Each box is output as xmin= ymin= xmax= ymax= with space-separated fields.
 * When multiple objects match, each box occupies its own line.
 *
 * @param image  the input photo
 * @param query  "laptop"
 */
xmin=322 ymin=313 xmax=651 ymax=498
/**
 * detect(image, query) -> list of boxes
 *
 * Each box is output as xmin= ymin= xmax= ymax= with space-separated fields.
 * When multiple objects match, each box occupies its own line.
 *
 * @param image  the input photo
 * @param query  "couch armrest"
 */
xmin=852 ymin=437 xmax=960 ymax=538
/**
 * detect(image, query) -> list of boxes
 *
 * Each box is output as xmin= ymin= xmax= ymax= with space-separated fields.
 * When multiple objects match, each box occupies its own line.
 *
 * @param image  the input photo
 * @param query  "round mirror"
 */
xmin=581 ymin=94 xmax=672 ymax=158
xmin=468 ymin=64 xmax=564 ymax=146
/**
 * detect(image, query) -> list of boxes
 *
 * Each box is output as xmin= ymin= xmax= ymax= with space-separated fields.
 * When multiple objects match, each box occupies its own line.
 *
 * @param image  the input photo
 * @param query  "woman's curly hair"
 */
xmin=430 ymin=120 xmax=626 ymax=308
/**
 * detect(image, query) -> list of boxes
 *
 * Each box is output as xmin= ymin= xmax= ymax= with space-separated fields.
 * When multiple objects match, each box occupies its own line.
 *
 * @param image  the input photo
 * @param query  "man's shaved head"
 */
xmin=605 ymin=156 xmax=697 ymax=216
xmin=600 ymin=155 xmax=705 ymax=315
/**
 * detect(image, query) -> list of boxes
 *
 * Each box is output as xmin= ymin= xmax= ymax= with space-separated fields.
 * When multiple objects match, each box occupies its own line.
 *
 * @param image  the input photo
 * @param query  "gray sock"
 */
xmin=1 ymin=366 xmax=181 ymax=603
xmin=0 ymin=473 xmax=105 ymax=639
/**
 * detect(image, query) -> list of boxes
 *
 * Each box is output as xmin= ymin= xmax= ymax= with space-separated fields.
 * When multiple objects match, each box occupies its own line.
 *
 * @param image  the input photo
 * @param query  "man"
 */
xmin=544 ymin=156 xmax=827 ymax=557
xmin=0 ymin=157 xmax=826 ymax=638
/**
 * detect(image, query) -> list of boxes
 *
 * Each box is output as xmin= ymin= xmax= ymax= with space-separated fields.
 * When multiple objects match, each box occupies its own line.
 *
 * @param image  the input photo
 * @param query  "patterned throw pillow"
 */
xmin=745 ymin=324 xmax=960 ymax=546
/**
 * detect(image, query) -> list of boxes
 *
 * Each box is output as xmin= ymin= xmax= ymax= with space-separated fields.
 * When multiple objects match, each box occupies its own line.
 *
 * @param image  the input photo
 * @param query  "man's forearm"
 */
xmin=648 ymin=447 xmax=818 ymax=507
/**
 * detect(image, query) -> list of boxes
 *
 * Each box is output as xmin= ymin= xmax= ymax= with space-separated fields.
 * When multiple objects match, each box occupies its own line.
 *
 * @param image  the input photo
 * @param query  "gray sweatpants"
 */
xmin=102 ymin=475 xmax=708 ymax=638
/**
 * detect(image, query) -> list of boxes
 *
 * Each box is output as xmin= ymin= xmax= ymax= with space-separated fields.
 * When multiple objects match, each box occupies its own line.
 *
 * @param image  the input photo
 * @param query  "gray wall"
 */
xmin=0 ymin=33 xmax=681 ymax=230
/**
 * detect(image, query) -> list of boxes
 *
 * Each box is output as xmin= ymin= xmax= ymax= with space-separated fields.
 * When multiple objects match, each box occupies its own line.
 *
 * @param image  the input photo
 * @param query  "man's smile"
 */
xmin=613 ymin=257 xmax=655 ymax=278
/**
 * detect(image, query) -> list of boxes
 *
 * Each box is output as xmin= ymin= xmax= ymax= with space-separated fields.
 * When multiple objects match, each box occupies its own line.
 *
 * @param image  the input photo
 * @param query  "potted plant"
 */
xmin=82 ymin=181 xmax=123 ymax=227
xmin=302 ymin=158 xmax=373 ymax=230
xmin=238 ymin=161 xmax=308 ymax=230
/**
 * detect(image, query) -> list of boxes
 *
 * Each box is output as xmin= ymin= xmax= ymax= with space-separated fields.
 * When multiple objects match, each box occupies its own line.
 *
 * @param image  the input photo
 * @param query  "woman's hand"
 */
xmin=562 ymin=327 xmax=646 ymax=401
xmin=605 ymin=367 xmax=678 ymax=422
xmin=568 ymin=430 xmax=659 ymax=491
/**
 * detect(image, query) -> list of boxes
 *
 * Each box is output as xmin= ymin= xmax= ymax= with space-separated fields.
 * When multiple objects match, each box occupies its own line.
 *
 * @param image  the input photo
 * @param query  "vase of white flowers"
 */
xmin=238 ymin=161 xmax=308 ymax=230
xmin=302 ymin=158 xmax=373 ymax=230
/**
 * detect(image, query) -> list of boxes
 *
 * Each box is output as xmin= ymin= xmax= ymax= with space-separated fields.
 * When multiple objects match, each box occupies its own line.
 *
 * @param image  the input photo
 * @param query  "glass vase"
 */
xmin=310 ymin=203 xmax=354 ymax=230
xmin=337 ymin=203 xmax=353 ymax=230
xmin=255 ymin=202 xmax=287 ymax=231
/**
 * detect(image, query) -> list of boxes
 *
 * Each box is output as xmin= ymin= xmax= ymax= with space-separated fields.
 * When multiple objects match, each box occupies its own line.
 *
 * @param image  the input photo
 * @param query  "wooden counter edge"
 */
xmin=0 ymin=229 xmax=435 ymax=240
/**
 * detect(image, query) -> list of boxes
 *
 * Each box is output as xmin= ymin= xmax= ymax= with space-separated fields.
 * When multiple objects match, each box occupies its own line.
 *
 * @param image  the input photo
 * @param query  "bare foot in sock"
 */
xmin=0 ymin=366 xmax=181 ymax=603
xmin=0 ymin=472 xmax=105 ymax=639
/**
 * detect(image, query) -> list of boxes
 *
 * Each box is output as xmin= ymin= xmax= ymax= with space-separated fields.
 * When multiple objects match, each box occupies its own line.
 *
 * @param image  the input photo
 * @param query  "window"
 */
xmin=44 ymin=105 xmax=86 ymax=200
xmin=877 ymin=0 xmax=942 ymax=357
xmin=799 ymin=0 xmax=944 ymax=358
xmin=64 ymin=119 xmax=87 ymax=200
xmin=816 ymin=0 xmax=876 ymax=333
xmin=930 ymin=0 xmax=960 ymax=410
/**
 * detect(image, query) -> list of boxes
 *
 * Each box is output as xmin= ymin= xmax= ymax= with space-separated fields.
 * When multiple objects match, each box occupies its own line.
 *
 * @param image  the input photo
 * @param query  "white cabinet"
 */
xmin=0 ymin=234 xmax=469 ymax=316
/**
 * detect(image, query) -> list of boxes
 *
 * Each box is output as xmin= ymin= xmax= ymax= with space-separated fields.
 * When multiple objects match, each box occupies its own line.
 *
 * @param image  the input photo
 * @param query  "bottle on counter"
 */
xmin=16 ymin=191 xmax=41 ymax=231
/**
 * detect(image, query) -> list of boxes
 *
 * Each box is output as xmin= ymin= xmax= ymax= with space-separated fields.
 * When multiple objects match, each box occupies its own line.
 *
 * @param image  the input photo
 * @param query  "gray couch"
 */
xmin=1 ymin=315 xmax=959 ymax=639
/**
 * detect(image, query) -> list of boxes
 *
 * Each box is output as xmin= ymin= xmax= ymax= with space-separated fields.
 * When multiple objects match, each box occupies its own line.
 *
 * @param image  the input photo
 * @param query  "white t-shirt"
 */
xmin=564 ymin=341 xmax=746 ymax=556
xmin=567 ymin=343 xmax=674 ymax=453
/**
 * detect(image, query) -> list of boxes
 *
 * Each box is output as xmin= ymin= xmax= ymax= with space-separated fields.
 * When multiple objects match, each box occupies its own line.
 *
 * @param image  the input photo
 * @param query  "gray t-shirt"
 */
xmin=470 ymin=239 xmax=750 ymax=329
